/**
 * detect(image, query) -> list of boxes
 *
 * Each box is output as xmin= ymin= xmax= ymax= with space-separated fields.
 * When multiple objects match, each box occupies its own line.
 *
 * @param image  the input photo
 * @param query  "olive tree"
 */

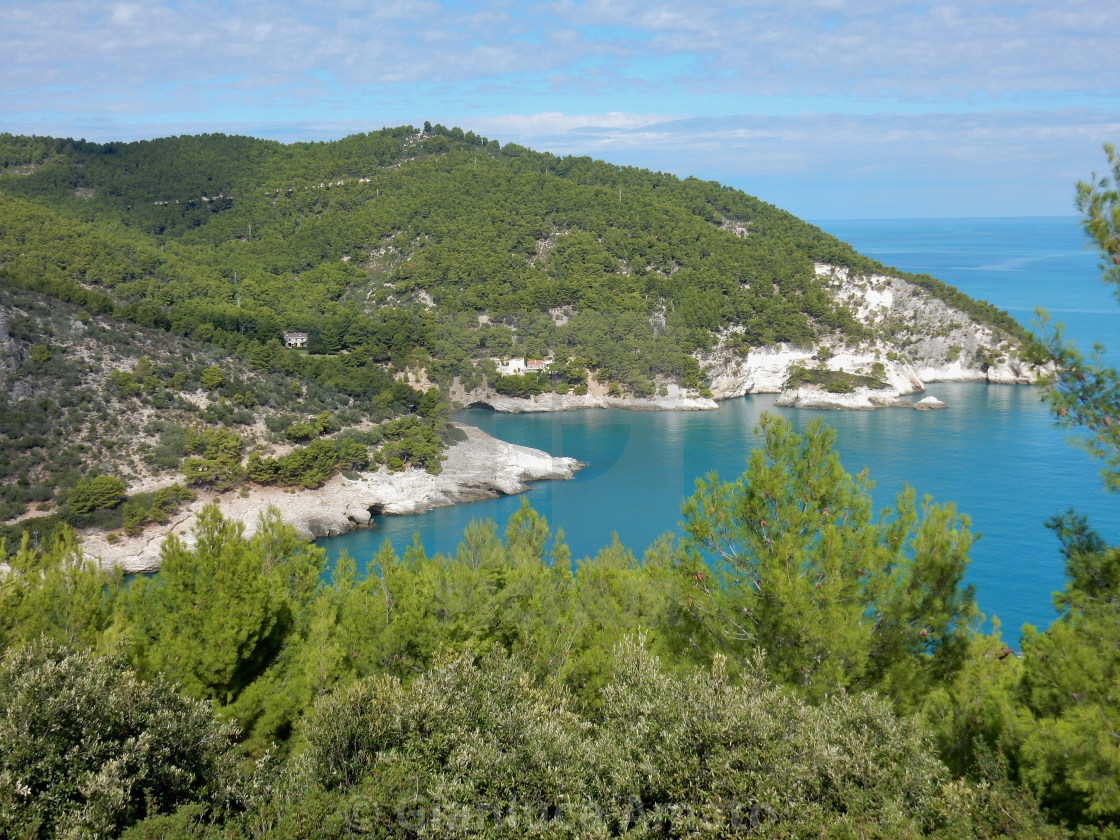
xmin=0 ymin=641 xmax=241 ymax=839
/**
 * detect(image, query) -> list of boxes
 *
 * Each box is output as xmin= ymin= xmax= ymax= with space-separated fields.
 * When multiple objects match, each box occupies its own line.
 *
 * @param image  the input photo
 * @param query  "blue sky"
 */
xmin=3 ymin=0 xmax=1119 ymax=219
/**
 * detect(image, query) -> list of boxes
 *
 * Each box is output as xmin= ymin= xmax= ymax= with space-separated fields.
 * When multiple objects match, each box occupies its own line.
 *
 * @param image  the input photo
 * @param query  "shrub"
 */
xmin=67 ymin=474 xmax=126 ymax=515
xmin=199 ymin=365 xmax=226 ymax=390
xmin=0 ymin=641 xmax=241 ymax=839
xmin=285 ymin=421 xmax=316 ymax=442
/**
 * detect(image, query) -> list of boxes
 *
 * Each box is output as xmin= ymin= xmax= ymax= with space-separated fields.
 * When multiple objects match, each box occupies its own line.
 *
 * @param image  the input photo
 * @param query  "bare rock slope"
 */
xmin=703 ymin=264 xmax=1045 ymax=407
xmin=84 ymin=423 xmax=581 ymax=573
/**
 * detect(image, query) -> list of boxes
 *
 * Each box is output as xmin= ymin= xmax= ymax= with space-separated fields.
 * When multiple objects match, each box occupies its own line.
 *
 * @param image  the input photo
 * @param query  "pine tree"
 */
xmin=1039 ymin=142 xmax=1120 ymax=491
xmin=0 ymin=526 xmax=123 ymax=653
xmin=1010 ymin=145 xmax=1120 ymax=826
xmin=679 ymin=413 xmax=977 ymax=702
xmin=125 ymin=504 xmax=323 ymax=705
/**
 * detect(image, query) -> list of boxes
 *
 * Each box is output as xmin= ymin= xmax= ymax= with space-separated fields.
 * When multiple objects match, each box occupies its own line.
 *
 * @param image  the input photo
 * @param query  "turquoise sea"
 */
xmin=321 ymin=217 xmax=1119 ymax=640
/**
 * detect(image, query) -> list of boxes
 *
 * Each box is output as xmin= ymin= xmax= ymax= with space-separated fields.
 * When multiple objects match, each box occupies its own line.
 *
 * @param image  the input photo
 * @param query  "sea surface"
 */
xmin=320 ymin=217 xmax=1119 ymax=640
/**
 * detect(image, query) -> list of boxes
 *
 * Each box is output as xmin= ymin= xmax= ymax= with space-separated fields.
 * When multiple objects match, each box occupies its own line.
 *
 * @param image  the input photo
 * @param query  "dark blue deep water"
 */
xmin=320 ymin=217 xmax=1119 ymax=640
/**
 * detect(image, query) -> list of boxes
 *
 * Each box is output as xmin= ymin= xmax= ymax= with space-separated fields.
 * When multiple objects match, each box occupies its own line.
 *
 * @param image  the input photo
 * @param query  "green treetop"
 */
xmin=679 ymin=413 xmax=978 ymax=704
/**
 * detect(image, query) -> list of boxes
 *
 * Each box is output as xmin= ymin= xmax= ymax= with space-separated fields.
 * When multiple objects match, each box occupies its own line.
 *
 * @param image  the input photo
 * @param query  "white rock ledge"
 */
xmin=775 ymin=385 xmax=949 ymax=411
xmin=82 ymin=423 xmax=582 ymax=574
xmin=775 ymin=385 xmax=903 ymax=411
xmin=463 ymin=385 xmax=717 ymax=413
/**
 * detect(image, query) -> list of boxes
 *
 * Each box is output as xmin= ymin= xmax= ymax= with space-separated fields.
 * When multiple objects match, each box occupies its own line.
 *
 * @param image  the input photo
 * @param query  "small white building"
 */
xmin=284 ymin=332 xmax=309 ymax=349
xmin=493 ymin=357 xmax=551 ymax=376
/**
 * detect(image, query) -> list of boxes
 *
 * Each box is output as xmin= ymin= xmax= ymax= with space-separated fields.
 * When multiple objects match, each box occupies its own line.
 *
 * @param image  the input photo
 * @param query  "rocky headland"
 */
xmin=82 ymin=423 xmax=581 ymax=573
xmin=446 ymin=266 xmax=1045 ymax=415
xmin=700 ymin=265 xmax=1045 ymax=409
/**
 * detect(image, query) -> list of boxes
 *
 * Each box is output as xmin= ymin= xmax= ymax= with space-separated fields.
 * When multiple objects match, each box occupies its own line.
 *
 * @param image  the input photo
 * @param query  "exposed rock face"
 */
xmin=981 ymin=361 xmax=1037 ymax=385
xmin=775 ymin=386 xmax=904 ymax=411
xmin=0 ymin=310 xmax=35 ymax=401
xmin=82 ymin=423 xmax=582 ymax=573
xmin=453 ymin=382 xmax=718 ymax=413
xmin=701 ymin=264 xmax=1046 ymax=407
xmin=705 ymin=345 xmax=814 ymax=398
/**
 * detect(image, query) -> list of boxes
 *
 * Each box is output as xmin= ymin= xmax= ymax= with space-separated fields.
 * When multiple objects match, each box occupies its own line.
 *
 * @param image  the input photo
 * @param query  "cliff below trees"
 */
xmin=1 ymin=129 xmax=1036 ymax=413
xmin=83 ymin=423 xmax=581 ymax=572
xmin=702 ymin=264 xmax=1043 ymax=408
xmin=452 ymin=264 xmax=1045 ymax=413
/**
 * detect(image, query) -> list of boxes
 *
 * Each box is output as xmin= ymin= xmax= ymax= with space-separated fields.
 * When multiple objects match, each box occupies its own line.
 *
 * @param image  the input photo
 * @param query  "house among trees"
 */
xmin=493 ymin=357 xmax=551 ymax=376
xmin=283 ymin=332 xmax=309 ymax=349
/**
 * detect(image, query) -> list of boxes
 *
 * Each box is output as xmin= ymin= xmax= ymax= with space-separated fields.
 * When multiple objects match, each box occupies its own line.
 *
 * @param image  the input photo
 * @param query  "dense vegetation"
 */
xmin=0 ymin=131 xmax=1111 ymax=838
xmin=0 ymin=126 xmax=1026 ymax=405
xmin=0 ymin=416 xmax=1080 ymax=839
xmin=3 ymin=401 xmax=1118 ymax=838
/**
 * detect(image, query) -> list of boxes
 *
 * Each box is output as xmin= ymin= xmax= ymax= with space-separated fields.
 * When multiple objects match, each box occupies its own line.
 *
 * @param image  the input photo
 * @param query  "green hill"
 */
xmin=0 ymin=126 xmax=1032 ymax=537
xmin=0 ymin=126 xmax=1026 ymax=399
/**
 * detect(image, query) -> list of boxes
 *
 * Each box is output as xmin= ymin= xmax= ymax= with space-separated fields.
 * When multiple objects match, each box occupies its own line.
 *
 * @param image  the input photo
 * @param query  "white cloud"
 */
xmin=5 ymin=0 xmax=1118 ymax=102
xmin=2 ymin=0 xmax=1118 ymax=217
xmin=469 ymin=111 xmax=678 ymax=136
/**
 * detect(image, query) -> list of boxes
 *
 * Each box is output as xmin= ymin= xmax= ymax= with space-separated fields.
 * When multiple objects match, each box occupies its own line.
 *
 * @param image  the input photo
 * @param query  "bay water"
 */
xmin=321 ymin=217 xmax=1119 ymax=640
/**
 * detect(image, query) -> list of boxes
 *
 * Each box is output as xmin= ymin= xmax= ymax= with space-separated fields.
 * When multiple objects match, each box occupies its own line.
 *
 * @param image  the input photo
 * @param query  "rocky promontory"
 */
xmin=775 ymin=386 xmax=949 ymax=411
xmin=82 ymin=423 xmax=581 ymax=573
xmin=443 ymin=265 xmax=1046 ymax=415
xmin=699 ymin=265 xmax=1048 ymax=409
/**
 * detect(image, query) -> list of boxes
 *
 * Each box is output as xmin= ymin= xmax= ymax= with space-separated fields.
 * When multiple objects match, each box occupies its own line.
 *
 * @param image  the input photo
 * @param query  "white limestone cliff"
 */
xmin=82 ymin=423 xmax=581 ymax=573
xmin=700 ymin=264 xmax=1047 ymax=408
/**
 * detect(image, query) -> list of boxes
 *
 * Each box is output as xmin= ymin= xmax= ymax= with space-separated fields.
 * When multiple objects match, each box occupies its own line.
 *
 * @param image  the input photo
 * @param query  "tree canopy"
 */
xmin=679 ymin=414 xmax=977 ymax=703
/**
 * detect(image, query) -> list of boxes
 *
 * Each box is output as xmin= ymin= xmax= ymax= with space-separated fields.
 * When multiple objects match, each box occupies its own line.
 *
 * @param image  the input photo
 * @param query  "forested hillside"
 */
xmin=0 ymin=126 xmax=1026 ymax=401
xmin=0 ymin=125 xmax=1032 ymax=542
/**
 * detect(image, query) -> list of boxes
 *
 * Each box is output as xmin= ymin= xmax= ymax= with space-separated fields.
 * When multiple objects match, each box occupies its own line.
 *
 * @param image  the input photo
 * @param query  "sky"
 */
xmin=3 ymin=1 xmax=1119 ymax=219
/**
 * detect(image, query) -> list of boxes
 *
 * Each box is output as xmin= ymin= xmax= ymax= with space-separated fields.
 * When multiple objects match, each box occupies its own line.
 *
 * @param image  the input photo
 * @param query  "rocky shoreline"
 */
xmin=83 ymin=423 xmax=581 ymax=573
xmin=73 ymin=265 xmax=1047 ymax=571
xmin=456 ymin=351 xmax=1037 ymax=416
xmin=774 ymin=386 xmax=947 ymax=411
xmin=456 ymin=382 xmax=718 ymax=413
xmin=451 ymin=266 xmax=1046 ymax=416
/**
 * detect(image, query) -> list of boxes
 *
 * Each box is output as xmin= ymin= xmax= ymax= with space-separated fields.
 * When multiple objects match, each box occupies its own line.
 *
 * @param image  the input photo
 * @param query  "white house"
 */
xmin=284 ymin=332 xmax=309 ymax=349
xmin=493 ymin=357 xmax=551 ymax=376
